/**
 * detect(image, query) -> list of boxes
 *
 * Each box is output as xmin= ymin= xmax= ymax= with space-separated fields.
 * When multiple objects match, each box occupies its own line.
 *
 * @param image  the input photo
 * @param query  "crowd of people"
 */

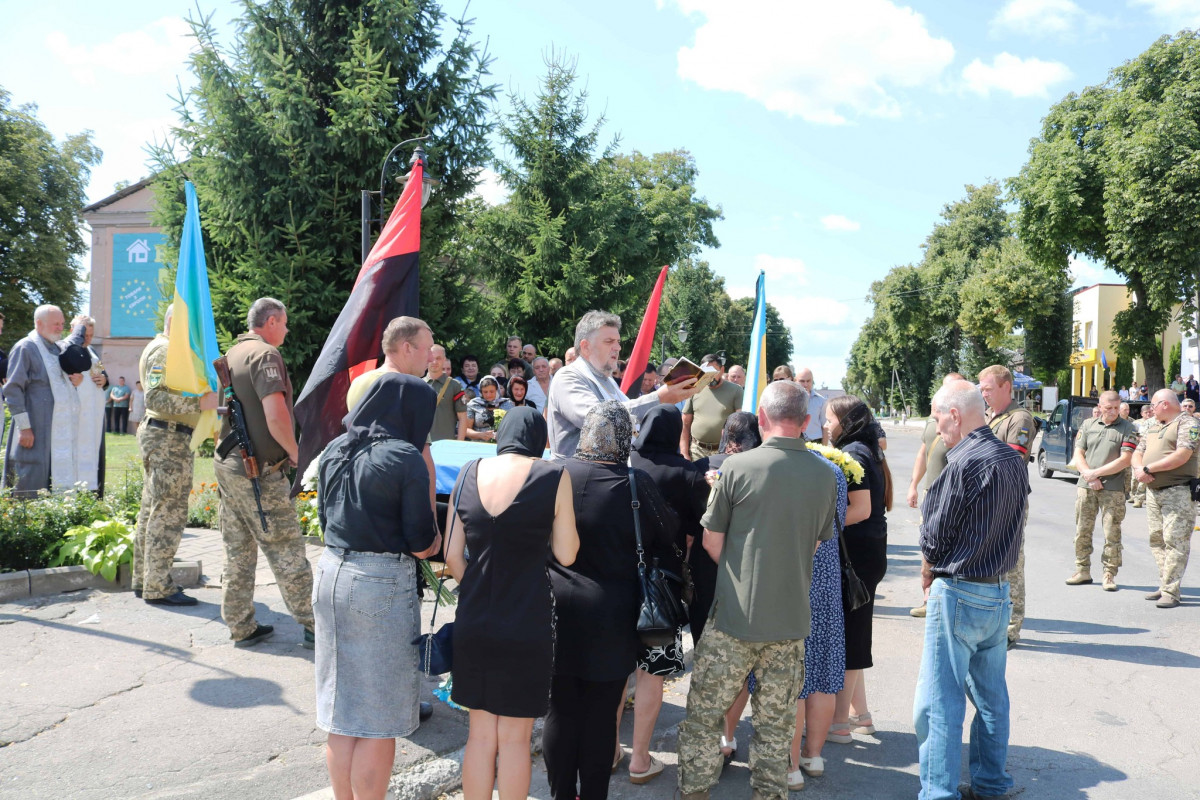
xmin=4 ymin=301 xmax=1197 ymax=800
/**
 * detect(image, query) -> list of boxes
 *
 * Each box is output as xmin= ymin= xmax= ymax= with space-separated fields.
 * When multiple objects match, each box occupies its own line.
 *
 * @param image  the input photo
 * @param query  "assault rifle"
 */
xmin=213 ymin=356 xmax=268 ymax=533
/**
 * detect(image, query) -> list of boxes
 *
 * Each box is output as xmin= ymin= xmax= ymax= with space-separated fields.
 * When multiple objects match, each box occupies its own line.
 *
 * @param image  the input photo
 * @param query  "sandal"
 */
xmin=827 ymin=722 xmax=852 ymax=744
xmin=629 ymin=755 xmax=664 ymax=784
xmin=849 ymin=713 xmax=876 ymax=735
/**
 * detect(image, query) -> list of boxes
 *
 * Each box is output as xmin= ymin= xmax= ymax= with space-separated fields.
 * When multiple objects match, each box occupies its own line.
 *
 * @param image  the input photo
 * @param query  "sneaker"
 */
xmin=1132 ymin=501 xmax=1143 ymax=508
xmin=1101 ymin=573 xmax=1117 ymax=592
xmin=233 ymin=624 xmax=275 ymax=648
xmin=909 ymin=604 xmax=927 ymax=618
xmin=1065 ymin=571 xmax=1093 ymax=585
xmin=1145 ymin=590 xmax=1162 ymax=601
xmin=798 ymin=755 xmax=824 ymax=777
xmin=145 ymin=589 xmax=198 ymax=606
xmin=1156 ymin=595 xmax=1180 ymax=609
xmin=787 ymin=769 xmax=806 ymax=791
xmin=302 ymin=627 xmax=315 ymax=649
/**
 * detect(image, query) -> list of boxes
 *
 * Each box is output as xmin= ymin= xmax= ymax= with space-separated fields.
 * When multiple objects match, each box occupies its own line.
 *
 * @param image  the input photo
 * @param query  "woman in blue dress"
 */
xmin=788 ymin=453 xmax=848 ymax=789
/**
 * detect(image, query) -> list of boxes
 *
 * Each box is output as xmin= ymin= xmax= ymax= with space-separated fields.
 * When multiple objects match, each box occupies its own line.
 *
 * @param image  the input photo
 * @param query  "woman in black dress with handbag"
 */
xmin=544 ymin=401 xmax=677 ymax=800
xmin=823 ymin=395 xmax=892 ymax=742
xmin=446 ymin=407 xmax=579 ymax=800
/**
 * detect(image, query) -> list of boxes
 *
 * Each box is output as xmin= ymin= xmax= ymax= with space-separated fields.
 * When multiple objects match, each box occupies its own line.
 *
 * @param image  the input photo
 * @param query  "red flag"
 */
xmin=621 ymin=265 xmax=670 ymax=394
xmin=292 ymin=162 xmax=424 ymax=493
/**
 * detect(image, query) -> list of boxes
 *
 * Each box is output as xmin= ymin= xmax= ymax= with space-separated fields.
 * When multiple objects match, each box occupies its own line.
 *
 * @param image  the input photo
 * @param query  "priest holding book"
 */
xmin=681 ymin=354 xmax=744 ymax=461
xmin=545 ymin=310 xmax=702 ymax=459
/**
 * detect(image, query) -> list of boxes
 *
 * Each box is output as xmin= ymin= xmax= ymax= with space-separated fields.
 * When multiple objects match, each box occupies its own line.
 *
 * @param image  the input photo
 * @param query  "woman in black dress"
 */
xmin=823 ymin=395 xmax=892 ymax=742
xmin=620 ymin=405 xmax=707 ymax=783
xmin=544 ymin=401 xmax=677 ymax=800
xmin=446 ymin=407 xmax=579 ymax=800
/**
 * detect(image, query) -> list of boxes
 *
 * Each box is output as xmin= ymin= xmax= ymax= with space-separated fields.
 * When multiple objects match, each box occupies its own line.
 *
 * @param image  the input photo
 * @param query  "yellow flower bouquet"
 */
xmin=806 ymin=442 xmax=865 ymax=485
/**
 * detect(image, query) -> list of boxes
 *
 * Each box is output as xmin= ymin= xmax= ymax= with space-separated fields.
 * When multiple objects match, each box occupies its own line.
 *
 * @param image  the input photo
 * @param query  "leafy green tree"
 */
xmin=1012 ymin=32 xmax=1200 ymax=392
xmin=149 ymin=0 xmax=496 ymax=379
xmin=715 ymin=297 xmax=793 ymax=376
xmin=657 ymin=259 xmax=730 ymax=364
xmin=473 ymin=56 xmax=721 ymax=358
xmin=0 ymin=88 xmax=100 ymax=346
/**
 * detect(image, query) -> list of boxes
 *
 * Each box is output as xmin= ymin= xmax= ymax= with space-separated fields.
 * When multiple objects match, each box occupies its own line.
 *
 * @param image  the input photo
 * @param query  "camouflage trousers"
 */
xmin=678 ymin=626 xmax=804 ymax=800
xmin=690 ymin=439 xmax=721 ymax=463
xmin=215 ymin=459 xmax=313 ymax=641
xmin=1005 ymin=505 xmax=1029 ymax=644
xmin=131 ymin=425 xmax=194 ymax=599
xmin=1131 ymin=472 xmax=1147 ymax=505
xmin=1146 ymin=484 xmax=1195 ymax=602
xmin=1074 ymin=487 xmax=1126 ymax=575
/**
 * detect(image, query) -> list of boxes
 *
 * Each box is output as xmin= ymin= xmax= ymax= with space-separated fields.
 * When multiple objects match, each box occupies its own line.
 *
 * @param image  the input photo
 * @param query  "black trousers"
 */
xmin=105 ymin=407 xmax=114 ymax=433
xmin=543 ymin=674 xmax=626 ymax=800
xmin=113 ymin=408 xmax=129 ymax=434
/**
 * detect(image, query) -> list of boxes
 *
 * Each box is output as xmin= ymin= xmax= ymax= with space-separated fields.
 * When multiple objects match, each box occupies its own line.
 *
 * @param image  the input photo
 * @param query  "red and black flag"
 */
xmin=291 ymin=161 xmax=424 ymax=493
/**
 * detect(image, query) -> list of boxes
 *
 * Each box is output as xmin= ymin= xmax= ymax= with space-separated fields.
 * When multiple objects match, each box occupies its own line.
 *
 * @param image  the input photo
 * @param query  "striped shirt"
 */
xmin=919 ymin=425 xmax=1029 ymax=578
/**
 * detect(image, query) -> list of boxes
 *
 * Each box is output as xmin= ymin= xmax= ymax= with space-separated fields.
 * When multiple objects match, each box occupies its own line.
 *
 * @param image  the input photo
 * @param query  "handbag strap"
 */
xmin=835 ymin=513 xmax=852 ymax=567
xmin=429 ymin=458 xmax=475 ymax=630
xmin=628 ymin=468 xmax=646 ymax=569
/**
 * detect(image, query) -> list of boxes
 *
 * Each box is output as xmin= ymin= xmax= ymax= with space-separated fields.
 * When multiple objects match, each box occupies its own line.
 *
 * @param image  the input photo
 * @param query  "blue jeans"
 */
xmin=914 ymin=577 xmax=1013 ymax=800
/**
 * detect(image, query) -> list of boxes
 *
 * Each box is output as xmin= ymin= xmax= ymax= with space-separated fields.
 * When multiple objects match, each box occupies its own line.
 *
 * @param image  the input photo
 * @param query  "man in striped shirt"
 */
xmin=915 ymin=380 xmax=1029 ymax=800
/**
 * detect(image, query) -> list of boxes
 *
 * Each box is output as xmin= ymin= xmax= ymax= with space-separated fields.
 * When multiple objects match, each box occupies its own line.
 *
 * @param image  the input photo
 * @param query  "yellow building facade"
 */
xmin=1069 ymin=283 xmax=1182 ymax=396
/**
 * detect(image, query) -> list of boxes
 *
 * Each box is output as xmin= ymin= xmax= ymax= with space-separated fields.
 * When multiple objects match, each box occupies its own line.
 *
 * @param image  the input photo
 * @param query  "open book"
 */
xmin=662 ymin=357 xmax=721 ymax=392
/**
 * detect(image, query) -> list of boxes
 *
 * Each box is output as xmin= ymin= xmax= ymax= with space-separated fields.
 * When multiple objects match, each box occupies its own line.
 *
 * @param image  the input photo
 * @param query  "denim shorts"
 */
xmin=314 ymin=547 xmax=420 ymax=738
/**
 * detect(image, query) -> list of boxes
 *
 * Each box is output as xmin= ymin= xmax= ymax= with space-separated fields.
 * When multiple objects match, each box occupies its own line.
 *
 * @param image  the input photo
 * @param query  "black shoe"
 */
xmin=145 ymin=589 xmax=198 ymax=606
xmin=133 ymin=589 xmax=143 ymax=599
xmin=419 ymin=701 xmax=433 ymax=722
xmin=302 ymin=627 xmax=315 ymax=649
xmin=234 ymin=624 xmax=275 ymax=648
xmin=959 ymin=784 xmax=1007 ymax=800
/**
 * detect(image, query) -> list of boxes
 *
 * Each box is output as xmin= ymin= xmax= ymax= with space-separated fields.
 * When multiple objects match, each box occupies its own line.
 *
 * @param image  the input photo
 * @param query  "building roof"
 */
xmin=82 ymin=176 xmax=154 ymax=213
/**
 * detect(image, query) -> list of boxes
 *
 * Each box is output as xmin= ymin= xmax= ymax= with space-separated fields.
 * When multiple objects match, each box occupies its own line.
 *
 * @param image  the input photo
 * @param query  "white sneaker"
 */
xmin=798 ymin=755 xmax=824 ymax=777
xmin=787 ymin=768 xmax=805 ymax=791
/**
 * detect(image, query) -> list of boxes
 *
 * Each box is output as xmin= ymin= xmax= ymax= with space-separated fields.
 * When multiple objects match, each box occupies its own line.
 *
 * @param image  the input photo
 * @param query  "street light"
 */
xmin=661 ymin=319 xmax=688 ymax=364
xmin=360 ymin=137 xmax=440 ymax=262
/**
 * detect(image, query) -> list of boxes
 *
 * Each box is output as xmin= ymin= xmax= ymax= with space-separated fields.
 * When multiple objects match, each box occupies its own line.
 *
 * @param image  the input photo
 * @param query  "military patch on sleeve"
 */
xmin=265 ymin=363 xmax=281 ymax=382
xmin=1190 ymin=426 xmax=1199 ymax=444
xmin=1016 ymin=427 xmax=1030 ymax=448
xmin=147 ymin=364 xmax=164 ymax=388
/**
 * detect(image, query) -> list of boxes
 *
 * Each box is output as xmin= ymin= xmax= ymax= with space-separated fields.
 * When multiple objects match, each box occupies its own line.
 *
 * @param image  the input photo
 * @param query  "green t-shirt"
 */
xmin=684 ymin=380 xmax=745 ymax=445
xmin=1075 ymin=416 xmax=1138 ymax=491
xmin=425 ymin=374 xmax=468 ymax=442
xmin=700 ymin=436 xmax=836 ymax=642
xmin=920 ymin=417 xmax=949 ymax=491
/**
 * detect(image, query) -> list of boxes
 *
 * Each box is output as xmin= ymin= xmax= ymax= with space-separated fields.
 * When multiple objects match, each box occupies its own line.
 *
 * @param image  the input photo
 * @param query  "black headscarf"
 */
xmin=343 ymin=372 xmax=435 ymax=447
xmin=833 ymin=399 xmax=884 ymax=462
xmin=633 ymin=405 xmax=682 ymax=456
xmin=58 ymin=323 xmax=92 ymax=374
xmin=717 ymin=411 xmax=762 ymax=454
xmin=496 ymin=405 xmax=548 ymax=457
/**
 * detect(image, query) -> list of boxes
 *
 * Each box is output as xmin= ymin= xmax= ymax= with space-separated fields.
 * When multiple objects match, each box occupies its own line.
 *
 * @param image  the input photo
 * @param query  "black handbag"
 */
xmin=629 ymin=469 xmax=687 ymax=647
xmin=413 ymin=460 xmax=474 ymax=675
xmin=837 ymin=517 xmax=871 ymax=615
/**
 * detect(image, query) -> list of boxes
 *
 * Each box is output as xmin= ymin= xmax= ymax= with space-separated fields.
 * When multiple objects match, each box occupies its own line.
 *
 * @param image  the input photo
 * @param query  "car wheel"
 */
xmin=1037 ymin=448 xmax=1053 ymax=479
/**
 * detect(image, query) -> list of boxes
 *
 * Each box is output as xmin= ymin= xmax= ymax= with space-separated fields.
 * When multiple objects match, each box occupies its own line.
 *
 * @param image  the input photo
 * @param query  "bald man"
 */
xmin=795 ymin=367 xmax=825 ymax=442
xmin=425 ymin=344 xmax=467 ymax=442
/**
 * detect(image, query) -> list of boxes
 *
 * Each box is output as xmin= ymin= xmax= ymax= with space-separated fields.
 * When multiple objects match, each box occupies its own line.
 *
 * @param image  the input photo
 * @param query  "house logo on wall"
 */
xmin=126 ymin=239 xmax=151 ymax=263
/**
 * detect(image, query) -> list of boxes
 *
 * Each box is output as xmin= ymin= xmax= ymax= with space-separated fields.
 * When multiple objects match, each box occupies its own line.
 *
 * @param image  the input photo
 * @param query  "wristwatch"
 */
xmin=1143 ymin=465 xmax=1154 ymax=477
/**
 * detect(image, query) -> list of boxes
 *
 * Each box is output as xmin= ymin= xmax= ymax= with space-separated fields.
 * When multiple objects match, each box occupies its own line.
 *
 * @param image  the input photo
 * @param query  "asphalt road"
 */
xmin=2 ymin=424 xmax=1197 ymax=799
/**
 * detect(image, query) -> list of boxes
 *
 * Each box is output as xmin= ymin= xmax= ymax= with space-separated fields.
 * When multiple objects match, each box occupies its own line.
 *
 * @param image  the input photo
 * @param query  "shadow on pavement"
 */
xmin=1113 ymin=584 xmax=1199 ymax=598
xmin=1020 ymin=617 xmax=1149 ymax=636
xmin=1016 ymin=638 xmax=1200 ymax=667
xmin=189 ymin=676 xmax=303 ymax=714
xmin=0 ymin=613 xmax=198 ymax=660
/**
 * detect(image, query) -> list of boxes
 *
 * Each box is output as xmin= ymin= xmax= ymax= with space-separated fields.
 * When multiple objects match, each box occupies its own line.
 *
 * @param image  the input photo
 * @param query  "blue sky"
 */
xmin=3 ymin=0 xmax=1196 ymax=385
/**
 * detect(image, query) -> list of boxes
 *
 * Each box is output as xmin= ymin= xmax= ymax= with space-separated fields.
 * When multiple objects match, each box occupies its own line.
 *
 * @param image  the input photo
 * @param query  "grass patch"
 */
xmin=103 ymin=430 xmax=216 ymax=492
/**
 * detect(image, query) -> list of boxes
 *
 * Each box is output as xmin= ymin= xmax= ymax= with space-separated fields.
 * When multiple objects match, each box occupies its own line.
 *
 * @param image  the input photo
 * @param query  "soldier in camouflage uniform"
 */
xmin=1132 ymin=390 xmax=1200 ymax=609
xmin=215 ymin=298 xmax=314 ymax=647
xmin=979 ymin=365 xmax=1035 ymax=646
xmin=1066 ymin=391 xmax=1138 ymax=591
xmin=1130 ymin=404 xmax=1154 ymax=507
xmin=133 ymin=308 xmax=219 ymax=605
xmin=678 ymin=381 xmax=836 ymax=800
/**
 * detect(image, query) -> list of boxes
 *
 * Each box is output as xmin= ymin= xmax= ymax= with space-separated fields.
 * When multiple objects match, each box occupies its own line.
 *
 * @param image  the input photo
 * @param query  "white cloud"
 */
xmin=752 ymin=254 xmax=810 ymax=287
xmin=1068 ymin=254 xmax=1105 ymax=287
xmin=820 ymin=214 xmax=861 ymax=232
xmin=992 ymin=0 xmax=1087 ymax=36
xmin=962 ymin=53 xmax=1073 ymax=97
xmin=669 ymin=0 xmax=955 ymax=124
xmin=470 ymin=168 xmax=509 ymax=206
xmin=46 ymin=17 xmax=194 ymax=87
xmin=1131 ymin=0 xmax=1200 ymax=27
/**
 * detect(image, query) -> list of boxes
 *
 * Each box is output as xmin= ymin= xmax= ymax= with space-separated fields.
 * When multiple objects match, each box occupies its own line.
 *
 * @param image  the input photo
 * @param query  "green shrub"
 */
xmin=48 ymin=519 xmax=133 ymax=582
xmin=0 ymin=486 xmax=116 ymax=572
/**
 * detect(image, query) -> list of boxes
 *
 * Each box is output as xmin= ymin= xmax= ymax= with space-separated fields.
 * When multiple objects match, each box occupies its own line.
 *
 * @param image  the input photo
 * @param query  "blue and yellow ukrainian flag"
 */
xmin=742 ymin=270 xmax=768 ymax=413
xmin=165 ymin=181 xmax=222 ymax=450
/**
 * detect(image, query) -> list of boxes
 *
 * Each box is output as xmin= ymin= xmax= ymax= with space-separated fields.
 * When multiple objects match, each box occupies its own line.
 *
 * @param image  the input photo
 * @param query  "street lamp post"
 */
xmin=660 ymin=319 xmax=688 ymax=365
xmin=360 ymin=137 xmax=439 ymax=262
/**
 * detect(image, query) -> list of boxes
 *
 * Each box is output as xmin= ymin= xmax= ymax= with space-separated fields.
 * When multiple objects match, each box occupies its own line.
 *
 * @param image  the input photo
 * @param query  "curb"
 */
xmin=0 ymin=560 xmax=202 ymax=602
